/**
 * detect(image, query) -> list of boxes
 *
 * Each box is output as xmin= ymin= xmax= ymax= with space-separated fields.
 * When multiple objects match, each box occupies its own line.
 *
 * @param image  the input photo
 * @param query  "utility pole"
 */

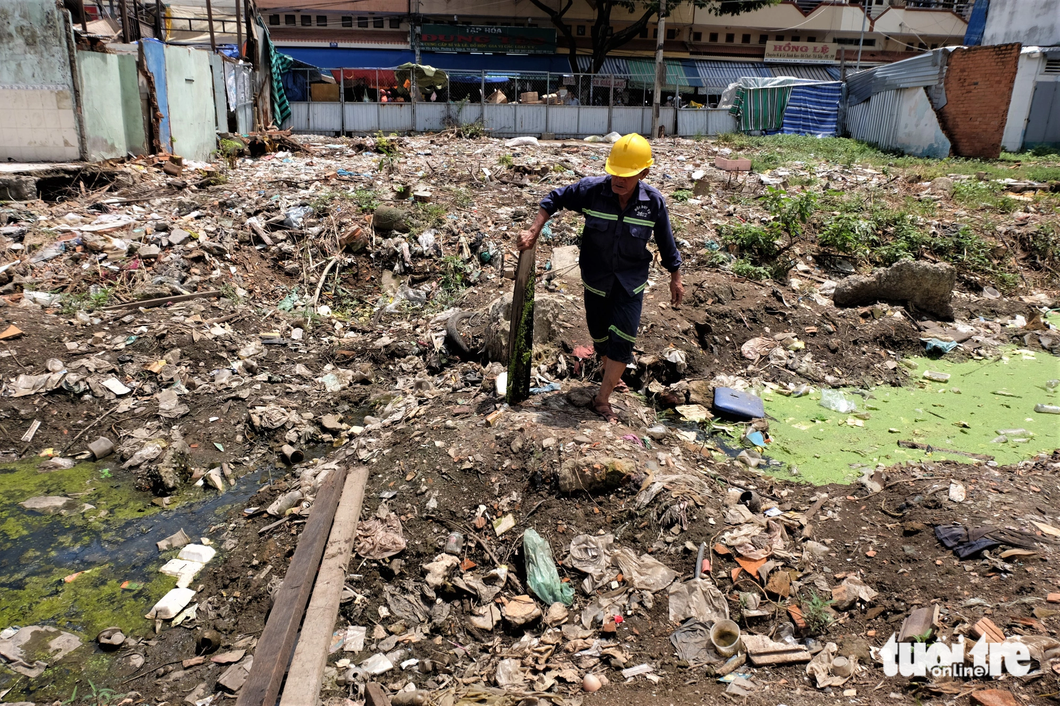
xmin=412 ymin=0 xmax=421 ymax=64
xmin=650 ymin=0 xmax=665 ymax=140
xmin=855 ymin=0 xmax=869 ymax=71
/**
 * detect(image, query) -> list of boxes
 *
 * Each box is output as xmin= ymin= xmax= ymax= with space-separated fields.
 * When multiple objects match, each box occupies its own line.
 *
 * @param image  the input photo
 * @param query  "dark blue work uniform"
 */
xmin=540 ymin=176 xmax=682 ymax=364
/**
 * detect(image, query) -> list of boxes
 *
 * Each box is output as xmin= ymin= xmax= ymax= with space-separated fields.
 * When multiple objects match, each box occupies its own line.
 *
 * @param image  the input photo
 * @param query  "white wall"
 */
xmin=893 ymin=87 xmax=951 ymax=160
xmin=0 ymin=0 xmax=81 ymax=162
xmin=163 ymin=45 xmax=218 ymax=161
xmin=982 ymin=0 xmax=1060 ymax=47
xmin=1001 ymin=48 xmax=1047 ymax=152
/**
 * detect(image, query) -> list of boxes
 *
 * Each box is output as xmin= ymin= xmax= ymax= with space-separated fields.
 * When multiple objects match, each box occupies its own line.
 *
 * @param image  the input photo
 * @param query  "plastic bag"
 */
xmin=819 ymin=389 xmax=857 ymax=413
xmin=523 ymin=529 xmax=574 ymax=606
xmin=504 ymin=136 xmax=538 ymax=148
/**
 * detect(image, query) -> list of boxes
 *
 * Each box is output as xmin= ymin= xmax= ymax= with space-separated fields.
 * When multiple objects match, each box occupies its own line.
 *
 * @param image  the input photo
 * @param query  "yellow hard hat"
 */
xmin=605 ymin=133 xmax=654 ymax=177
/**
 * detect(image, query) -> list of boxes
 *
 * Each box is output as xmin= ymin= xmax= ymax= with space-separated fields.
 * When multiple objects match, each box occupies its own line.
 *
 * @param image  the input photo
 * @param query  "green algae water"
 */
xmin=0 ymin=457 xmax=268 ymax=701
xmin=758 ymin=348 xmax=1059 ymax=485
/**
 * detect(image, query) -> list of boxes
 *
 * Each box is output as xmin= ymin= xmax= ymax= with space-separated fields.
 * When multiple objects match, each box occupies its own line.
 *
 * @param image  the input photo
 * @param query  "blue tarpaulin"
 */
xmin=778 ymin=82 xmax=842 ymax=137
xmin=964 ymin=0 xmax=989 ymax=45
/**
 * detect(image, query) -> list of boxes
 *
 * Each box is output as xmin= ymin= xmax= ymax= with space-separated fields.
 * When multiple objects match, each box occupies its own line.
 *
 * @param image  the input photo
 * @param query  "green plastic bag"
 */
xmin=523 ymin=528 xmax=574 ymax=607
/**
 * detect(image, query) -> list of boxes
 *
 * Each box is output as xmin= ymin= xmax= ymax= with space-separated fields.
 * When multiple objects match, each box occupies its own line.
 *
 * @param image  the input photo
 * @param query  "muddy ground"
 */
xmin=0 ymin=133 xmax=1058 ymax=706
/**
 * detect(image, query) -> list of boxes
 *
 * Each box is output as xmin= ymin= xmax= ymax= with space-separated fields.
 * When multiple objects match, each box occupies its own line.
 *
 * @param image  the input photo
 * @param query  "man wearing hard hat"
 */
xmin=517 ymin=133 xmax=683 ymax=423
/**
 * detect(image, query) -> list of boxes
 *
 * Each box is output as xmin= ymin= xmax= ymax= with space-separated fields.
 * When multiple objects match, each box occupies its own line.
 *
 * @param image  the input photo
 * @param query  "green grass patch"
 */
xmin=713 ymin=134 xmax=1060 ymax=182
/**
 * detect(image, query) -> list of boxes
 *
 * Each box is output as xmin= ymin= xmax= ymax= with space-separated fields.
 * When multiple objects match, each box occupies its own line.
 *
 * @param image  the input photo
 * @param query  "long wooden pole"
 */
xmin=205 ymin=0 xmax=217 ymax=52
xmin=279 ymin=467 xmax=368 ymax=706
xmin=118 ymin=0 xmax=130 ymax=42
xmin=235 ymin=467 xmax=348 ymax=706
xmin=235 ymin=0 xmax=243 ymax=58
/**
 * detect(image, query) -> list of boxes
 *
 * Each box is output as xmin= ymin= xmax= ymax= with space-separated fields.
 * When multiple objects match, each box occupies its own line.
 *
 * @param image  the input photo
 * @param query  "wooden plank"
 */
xmin=279 ymin=467 xmax=369 ymax=706
xmin=235 ymin=466 xmax=348 ymax=706
xmin=101 ymin=290 xmax=222 ymax=311
xmin=505 ymin=246 xmax=536 ymax=405
xmin=364 ymin=683 xmax=391 ymax=706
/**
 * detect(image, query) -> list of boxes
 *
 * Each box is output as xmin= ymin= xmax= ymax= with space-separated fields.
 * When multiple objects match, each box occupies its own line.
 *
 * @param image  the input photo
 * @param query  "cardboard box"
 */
xmin=519 ymin=91 xmax=538 ymax=103
xmin=715 ymin=156 xmax=752 ymax=172
xmin=487 ymin=90 xmax=508 ymax=104
xmin=310 ymin=83 xmax=340 ymax=102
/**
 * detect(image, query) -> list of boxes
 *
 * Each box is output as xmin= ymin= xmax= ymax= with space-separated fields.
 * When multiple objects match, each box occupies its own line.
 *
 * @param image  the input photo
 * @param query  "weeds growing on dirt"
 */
xmin=671 ymin=189 xmax=692 ymax=203
xmin=802 ymin=590 xmax=835 ymax=633
xmin=440 ymin=255 xmax=469 ymax=293
xmin=498 ymin=154 xmax=514 ymax=168
xmin=60 ymin=287 xmax=112 ymax=315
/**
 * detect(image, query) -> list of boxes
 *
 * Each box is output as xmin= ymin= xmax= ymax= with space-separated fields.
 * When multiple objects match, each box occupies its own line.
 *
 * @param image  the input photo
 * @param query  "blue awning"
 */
xmin=421 ymin=51 xmax=570 ymax=73
xmin=280 ymin=47 xmax=413 ymax=69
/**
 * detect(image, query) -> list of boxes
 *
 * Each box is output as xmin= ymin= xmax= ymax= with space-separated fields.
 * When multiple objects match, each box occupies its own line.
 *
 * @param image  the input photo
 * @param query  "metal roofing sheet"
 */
xmin=767 ymin=63 xmax=840 ymax=82
xmin=846 ymin=48 xmax=951 ymax=106
xmin=688 ymin=60 xmax=772 ymax=90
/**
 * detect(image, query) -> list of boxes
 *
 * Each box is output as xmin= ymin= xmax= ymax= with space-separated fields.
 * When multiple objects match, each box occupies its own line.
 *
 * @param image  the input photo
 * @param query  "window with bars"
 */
xmin=692 ymin=31 xmax=702 ymax=41
xmin=390 ymin=18 xmax=400 ymax=28
xmin=709 ymin=32 xmax=718 ymax=42
xmin=316 ymin=16 xmax=327 ymax=26
xmin=268 ymin=14 xmax=279 ymax=24
xmin=284 ymin=14 xmax=294 ymax=25
xmin=342 ymin=16 xmax=352 ymax=27
xmin=758 ymin=34 xmax=767 ymax=44
xmin=358 ymin=16 xmax=368 ymax=27
xmin=725 ymin=33 xmax=734 ymax=43
xmin=373 ymin=17 xmax=383 ymax=27
xmin=666 ymin=28 xmax=677 ymax=40
xmin=741 ymin=33 xmax=750 ymax=43
xmin=300 ymin=15 xmax=311 ymax=26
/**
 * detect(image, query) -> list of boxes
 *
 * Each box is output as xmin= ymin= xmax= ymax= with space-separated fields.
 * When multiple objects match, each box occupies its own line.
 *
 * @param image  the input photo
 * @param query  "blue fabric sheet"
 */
xmin=779 ymin=82 xmax=842 ymax=138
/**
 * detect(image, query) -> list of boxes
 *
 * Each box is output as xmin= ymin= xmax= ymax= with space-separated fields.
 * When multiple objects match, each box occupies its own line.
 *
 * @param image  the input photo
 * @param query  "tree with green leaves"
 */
xmin=527 ymin=0 xmax=780 ymax=73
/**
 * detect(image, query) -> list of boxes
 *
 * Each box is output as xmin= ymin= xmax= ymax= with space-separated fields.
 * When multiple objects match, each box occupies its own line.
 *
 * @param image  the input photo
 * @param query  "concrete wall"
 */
xmin=936 ymin=43 xmax=1021 ymax=160
xmin=77 ymin=51 xmax=147 ymax=160
xmin=0 ymin=0 xmax=80 ymax=161
xmin=893 ymin=87 xmax=951 ymax=159
xmin=1001 ymin=48 xmax=1047 ymax=152
xmin=982 ymin=0 xmax=1060 ymax=47
xmin=163 ymin=44 xmax=217 ymax=161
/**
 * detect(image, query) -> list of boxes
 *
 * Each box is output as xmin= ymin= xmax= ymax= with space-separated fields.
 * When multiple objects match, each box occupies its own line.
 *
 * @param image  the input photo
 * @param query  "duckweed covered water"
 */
xmin=0 ymin=456 xmax=267 ymax=700
xmin=758 ymin=348 xmax=1059 ymax=484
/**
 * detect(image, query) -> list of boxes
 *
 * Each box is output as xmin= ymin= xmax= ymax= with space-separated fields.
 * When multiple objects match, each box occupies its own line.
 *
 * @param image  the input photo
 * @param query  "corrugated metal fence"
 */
xmin=845 ymin=89 xmax=902 ymax=150
xmin=286 ymin=69 xmax=737 ymax=138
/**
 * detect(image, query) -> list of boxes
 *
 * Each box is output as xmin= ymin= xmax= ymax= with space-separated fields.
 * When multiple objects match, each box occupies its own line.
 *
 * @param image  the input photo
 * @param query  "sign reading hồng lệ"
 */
xmin=763 ymin=41 xmax=839 ymax=63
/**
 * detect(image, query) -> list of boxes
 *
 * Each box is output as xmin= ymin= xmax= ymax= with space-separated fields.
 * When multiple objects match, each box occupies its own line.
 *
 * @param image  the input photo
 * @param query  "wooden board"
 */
xmin=279 ymin=467 xmax=369 ymax=706
xmin=505 ymin=246 xmax=536 ymax=404
xmin=235 ymin=466 xmax=348 ymax=706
